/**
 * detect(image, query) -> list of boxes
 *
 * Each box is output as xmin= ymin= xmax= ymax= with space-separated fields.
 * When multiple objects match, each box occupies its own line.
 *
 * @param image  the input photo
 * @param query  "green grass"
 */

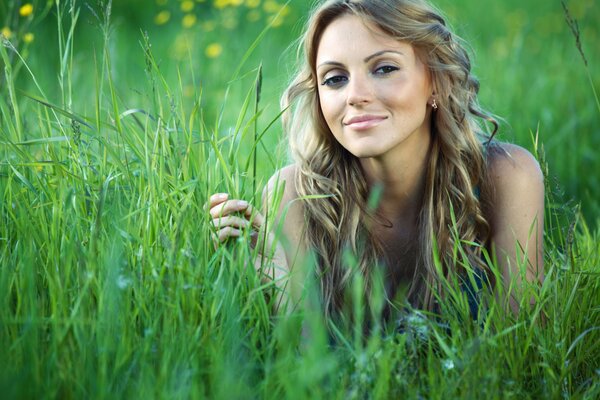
xmin=1 ymin=0 xmax=599 ymax=398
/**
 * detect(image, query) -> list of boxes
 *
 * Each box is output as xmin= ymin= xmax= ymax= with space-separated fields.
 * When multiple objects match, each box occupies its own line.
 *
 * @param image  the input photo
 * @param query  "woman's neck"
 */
xmin=360 ymin=134 xmax=431 ymax=223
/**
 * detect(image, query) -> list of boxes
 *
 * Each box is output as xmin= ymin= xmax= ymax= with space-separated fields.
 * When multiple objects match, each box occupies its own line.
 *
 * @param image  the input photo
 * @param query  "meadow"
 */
xmin=0 ymin=0 xmax=599 ymax=398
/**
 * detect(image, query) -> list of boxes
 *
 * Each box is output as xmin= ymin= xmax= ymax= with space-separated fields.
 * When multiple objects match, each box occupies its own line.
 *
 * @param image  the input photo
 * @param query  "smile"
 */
xmin=343 ymin=115 xmax=388 ymax=131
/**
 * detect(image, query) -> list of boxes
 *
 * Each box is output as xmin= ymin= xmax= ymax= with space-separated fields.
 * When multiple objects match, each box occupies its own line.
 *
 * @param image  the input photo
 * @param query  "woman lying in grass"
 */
xmin=209 ymin=0 xmax=544 ymax=321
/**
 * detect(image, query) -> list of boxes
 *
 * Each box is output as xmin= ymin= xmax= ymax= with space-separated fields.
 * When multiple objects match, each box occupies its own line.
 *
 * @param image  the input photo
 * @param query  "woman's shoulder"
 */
xmin=266 ymin=164 xmax=300 ymax=201
xmin=484 ymin=142 xmax=544 ymax=231
xmin=264 ymin=164 xmax=305 ymax=223
xmin=485 ymin=142 xmax=544 ymax=191
xmin=270 ymin=164 xmax=299 ymax=182
xmin=264 ymin=164 xmax=307 ymax=257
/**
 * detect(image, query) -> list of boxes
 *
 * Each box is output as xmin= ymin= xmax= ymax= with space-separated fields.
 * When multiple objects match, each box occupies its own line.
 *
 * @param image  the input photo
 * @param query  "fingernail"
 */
xmin=217 ymin=193 xmax=228 ymax=200
xmin=237 ymin=200 xmax=248 ymax=208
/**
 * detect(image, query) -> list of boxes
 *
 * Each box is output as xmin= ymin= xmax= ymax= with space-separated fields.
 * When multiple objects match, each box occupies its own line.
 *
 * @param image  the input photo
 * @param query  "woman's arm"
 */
xmin=208 ymin=164 xmax=306 ymax=312
xmin=260 ymin=165 xmax=307 ymax=311
xmin=487 ymin=143 xmax=545 ymax=314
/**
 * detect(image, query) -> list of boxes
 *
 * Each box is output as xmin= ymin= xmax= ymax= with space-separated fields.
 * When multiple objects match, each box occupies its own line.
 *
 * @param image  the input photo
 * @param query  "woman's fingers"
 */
xmin=208 ymin=193 xmax=229 ymax=209
xmin=211 ymin=215 xmax=251 ymax=230
xmin=215 ymin=226 xmax=243 ymax=243
xmin=208 ymin=193 xmax=268 ymax=248
xmin=209 ymin=199 xmax=265 ymax=228
xmin=209 ymin=199 xmax=250 ymax=219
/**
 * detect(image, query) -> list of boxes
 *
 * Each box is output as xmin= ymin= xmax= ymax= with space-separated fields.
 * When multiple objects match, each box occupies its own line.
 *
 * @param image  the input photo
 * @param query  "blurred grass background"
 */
xmin=1 ymin=1 xmax=599 ymax=398
xmin=2 ymin=0 xmax=599 ymax=223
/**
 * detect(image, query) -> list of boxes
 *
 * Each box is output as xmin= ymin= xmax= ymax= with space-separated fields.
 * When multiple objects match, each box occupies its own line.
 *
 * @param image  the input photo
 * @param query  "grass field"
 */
xmin=1 ymin=0 xmax=599 ymax=398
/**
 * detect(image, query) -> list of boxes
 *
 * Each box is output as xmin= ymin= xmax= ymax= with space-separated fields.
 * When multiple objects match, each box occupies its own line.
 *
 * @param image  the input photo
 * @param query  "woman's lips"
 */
xmin=344 ymin=115 xmax=387 ymax=131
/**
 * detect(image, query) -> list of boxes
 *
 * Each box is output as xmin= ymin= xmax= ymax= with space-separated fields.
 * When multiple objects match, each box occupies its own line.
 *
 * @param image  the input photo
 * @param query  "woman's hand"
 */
xmin=208 ymin=192 xmax=292 ymax=311
xmin=208 ymin=166 xmax=306 ymax=313
xmin=208 ymin=193 xmax=263 ymax=245
xmin=208 ymin=192 xmax=289 ymax=282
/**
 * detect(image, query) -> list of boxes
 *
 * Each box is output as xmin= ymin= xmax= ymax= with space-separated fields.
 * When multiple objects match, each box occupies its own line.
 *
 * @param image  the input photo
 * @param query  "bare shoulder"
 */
xmin=485 ymin=142 xmax=544 ymax=235
xmin=485 ymin=143 xmax=545 ymax=299
xmin=487 ymin=142 xmax=544 ymax=194
xmin=263 ymin=164 xmax=305 ymax=234
xmin=266 ymin=165 xmax=312 ymax=306
xmin=264 ymin=164 xmax=303 ymax=214
xmin=265 ymin=164 xmax=299 ymax=200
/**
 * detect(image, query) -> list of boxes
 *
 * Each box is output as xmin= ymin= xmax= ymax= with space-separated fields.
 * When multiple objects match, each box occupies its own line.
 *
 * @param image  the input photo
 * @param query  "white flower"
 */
xmin=442 ymin=359 xmax=455 ymax=371
xmin=116 ymin=275 xmax=132 ymax=289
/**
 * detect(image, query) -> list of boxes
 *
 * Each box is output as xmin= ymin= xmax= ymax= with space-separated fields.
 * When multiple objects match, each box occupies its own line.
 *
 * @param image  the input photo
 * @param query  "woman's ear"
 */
xmin=429 ymin=76 xmax=438 ymax=98
xmin=430 ymin=97 xmax=438 ymax=110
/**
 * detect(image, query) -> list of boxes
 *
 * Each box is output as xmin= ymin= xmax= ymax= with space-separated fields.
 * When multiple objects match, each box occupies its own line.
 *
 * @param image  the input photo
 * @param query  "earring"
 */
xmin=432 ymin=99 xmax=438 ymax=110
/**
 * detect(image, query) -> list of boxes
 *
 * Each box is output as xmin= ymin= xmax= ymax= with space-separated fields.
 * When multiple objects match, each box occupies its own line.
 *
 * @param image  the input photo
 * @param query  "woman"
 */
xmin=208 ymin=0 xmax=544 ymax=321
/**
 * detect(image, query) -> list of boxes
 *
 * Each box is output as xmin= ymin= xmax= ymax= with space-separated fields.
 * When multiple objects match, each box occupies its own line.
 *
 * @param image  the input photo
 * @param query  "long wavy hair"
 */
xmin=281 ymin=0 xmax=498 ymax=319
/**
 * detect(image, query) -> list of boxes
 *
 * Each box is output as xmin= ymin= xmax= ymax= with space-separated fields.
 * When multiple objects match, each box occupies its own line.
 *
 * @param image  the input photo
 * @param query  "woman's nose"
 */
xmin=347 ymin=74 xmax=373 ymax=106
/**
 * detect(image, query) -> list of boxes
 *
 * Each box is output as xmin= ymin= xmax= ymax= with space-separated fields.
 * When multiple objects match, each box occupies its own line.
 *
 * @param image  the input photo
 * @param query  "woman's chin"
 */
xmin=347 ymin=147 xmax=385 ymax=159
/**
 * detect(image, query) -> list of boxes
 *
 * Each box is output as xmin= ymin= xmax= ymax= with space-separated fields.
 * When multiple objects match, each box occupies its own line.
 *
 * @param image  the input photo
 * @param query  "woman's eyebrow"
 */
xmin=364 ymin=49 xmax=405 ymax=62
xmin=317 ymin=50 xmax=405 ymax=70
xmin=316 ymin=61 xmax=344 ymax=70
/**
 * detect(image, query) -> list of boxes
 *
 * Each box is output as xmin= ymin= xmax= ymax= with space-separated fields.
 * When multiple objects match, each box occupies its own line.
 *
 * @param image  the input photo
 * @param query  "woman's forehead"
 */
xmin=316 ymin=14 xmax=416 ymax=65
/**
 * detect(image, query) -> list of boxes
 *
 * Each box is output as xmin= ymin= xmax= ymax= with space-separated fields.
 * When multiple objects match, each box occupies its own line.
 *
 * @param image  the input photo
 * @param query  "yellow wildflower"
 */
xmin=205 ymin=43 xmax=223 ymax=58
xmin=214 ymin=0 xmax=242 ymax=8
xmin=245 ymin=0 xmax=260 ymax=8
xmin=491 ymin=39 xmax=508 ymax=60
xmin=223 ymin=16 xmax=237 ymax=30
xmin=279 ymin=4 xmax=290 ymax=17
xmin=154 ymin=10 xmax=171 ymax=25
xmin=247 ymin=10 xmax=260 ymax=22
xmin=183 ymin=85 xmax=195 ymax=98
xmin=201 ymin=21 xmax=216 ymax=32
xmin=263 ymin=0 xmax=279 ymax=13
xmin=172 ymin=33 xmax=191 ymax=60
xmin=19 ymin=3 xmax=34 ymax=17
xmin=268 ymin=14 xmax=283 ymax=28
xmin=1 ymin=27 xmax=12 ymax=39
xmin=182 ymin=14 xmax=197 ymax=28
xmin=23 ymin=33 xmax=35 ymax=43
xmin=181 ymin=1 xmax=194 ymax=12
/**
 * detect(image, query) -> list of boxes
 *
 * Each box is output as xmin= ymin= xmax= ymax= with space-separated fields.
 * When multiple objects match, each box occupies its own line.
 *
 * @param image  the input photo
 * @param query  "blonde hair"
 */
xmin=281 ymin=0 xmax=497 ymax=319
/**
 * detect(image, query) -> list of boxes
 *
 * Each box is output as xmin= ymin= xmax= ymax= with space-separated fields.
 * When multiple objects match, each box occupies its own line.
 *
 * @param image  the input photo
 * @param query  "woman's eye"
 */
xmin=321 ymin=75 xmax=347 ymax=87
xmin=374 ymin=65 xmax=399 ymax=75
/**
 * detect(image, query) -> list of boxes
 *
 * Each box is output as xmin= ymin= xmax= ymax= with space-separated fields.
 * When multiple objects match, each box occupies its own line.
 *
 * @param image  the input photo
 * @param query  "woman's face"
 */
xmin=316 ymin=14 xmax=433 ymax=160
